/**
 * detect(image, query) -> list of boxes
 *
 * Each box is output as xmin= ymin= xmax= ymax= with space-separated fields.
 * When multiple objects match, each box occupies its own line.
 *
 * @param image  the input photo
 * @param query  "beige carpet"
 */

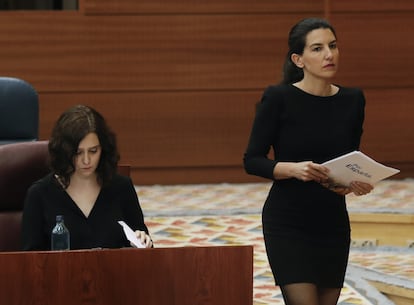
xmin=136 ymin=179 xmax=414 ymax=305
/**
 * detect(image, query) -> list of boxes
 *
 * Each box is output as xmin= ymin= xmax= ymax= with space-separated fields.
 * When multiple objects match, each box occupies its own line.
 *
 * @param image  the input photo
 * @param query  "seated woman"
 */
xmin=22 ymin=104 xmax=152 ymax=250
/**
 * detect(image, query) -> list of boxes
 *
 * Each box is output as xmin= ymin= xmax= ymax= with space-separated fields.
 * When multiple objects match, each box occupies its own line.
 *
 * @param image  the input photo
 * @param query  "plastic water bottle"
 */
xmin=51 ymin=215 xmax=70 ymax=250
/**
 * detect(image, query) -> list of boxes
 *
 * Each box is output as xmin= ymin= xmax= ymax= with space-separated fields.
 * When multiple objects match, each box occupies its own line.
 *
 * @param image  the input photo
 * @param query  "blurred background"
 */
xmin=0 ymin=0 xmax=412 ymax=185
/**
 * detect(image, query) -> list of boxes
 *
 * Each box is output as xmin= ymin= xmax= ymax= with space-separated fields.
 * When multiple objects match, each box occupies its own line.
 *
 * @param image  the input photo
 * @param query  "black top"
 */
xmin=22 ymin=173 xmax=149 ymax=250
xmin=244 ymin=84 xmax=365 ymax=238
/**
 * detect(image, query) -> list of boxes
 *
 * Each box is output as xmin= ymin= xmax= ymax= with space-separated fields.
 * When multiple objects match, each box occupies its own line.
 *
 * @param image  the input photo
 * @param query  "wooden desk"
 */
xmin=0 ymin=246 xmax=253 ymax=305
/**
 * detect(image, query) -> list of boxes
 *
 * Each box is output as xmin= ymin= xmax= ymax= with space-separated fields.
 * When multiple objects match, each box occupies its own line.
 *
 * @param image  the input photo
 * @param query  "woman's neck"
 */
xmin=294 ymin=78 xmax=337 ymax=97
xmin=66 ymin=173 xmax=101 ymax=218
xmin=68 ymin=173 xmax=100 ymax=190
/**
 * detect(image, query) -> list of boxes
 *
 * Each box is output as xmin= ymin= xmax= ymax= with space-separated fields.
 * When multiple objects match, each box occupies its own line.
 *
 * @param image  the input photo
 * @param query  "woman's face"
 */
xmin=293 ymin=28 xmax=339 ymax=80
xmin=73 ymin=132 xmax=102 ymax=178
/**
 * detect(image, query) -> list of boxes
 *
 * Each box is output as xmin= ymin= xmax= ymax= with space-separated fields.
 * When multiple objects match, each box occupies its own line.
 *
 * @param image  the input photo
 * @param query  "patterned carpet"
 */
xmin=136 ymin=179 xmax=414 ymax=305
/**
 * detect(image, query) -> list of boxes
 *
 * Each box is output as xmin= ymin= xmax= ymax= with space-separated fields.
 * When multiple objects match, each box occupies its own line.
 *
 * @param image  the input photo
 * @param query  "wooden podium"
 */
xmin=0 ymin=245 xmax=253 ymax=305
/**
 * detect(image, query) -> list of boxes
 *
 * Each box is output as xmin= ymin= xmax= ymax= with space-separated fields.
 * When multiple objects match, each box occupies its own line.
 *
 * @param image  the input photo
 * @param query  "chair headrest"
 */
xmin=0 ymin=77 xmax=39 ymax=140
xmin=0 ymin=141 xmax=49 ymax=210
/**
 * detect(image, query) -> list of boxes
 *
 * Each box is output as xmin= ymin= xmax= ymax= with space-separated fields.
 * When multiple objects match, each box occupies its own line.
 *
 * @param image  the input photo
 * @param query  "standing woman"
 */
xmin=22 ymin=105 xmax=152 ymax=250
xmin=243 ymin=18 xmax=373 ymax=305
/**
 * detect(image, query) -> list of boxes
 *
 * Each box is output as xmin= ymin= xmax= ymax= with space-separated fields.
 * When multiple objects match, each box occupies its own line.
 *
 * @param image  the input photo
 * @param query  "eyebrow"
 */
xmin=77 ymin=145 xmax=101 ymax=151
xmin=308 ymin=40 xmax=337 ymax=48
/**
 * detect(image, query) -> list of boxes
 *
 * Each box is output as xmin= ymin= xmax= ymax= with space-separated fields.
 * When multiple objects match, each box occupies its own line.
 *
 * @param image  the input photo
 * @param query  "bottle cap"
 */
xmin=56 ymin=215 xmax=64 ymax=222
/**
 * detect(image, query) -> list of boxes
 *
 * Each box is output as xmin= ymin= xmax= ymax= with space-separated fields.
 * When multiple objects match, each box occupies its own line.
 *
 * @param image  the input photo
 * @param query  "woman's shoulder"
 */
xmin=108 ymin=174 xmax=134 ymax=189
xmin=336 ymin=86 xmax=365 ymax=107
xmin=28 ymin=173 xmax=55 ymax=190
xmin=112 ymin=173 xmax=132 ymax=182
xmin=337 ymin=85 xmax=364 ymax=96
xmin=263 ymin=84 xmax=290 ymax=96
xmin=102 ymin=174 xmax=136 ymax=200
xmin=26 ymin=173 xmax=59 ymax=199
xmin=258 ymin=84 xmax=290 ymax=109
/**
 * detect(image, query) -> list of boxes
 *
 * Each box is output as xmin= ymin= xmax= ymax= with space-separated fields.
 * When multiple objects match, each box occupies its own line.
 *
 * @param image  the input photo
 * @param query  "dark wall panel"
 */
xmin=83 ymin=0 xmax=324 ymax=15
xmin=332 ymin=12 xmax=414 ymax=89
xmin=0 ymin=0 xmax=413 ymax=184
xmin=0 ymin=13 xmax=305 ymax=91
xmin=331 ymin=0 xmax=414 ymax=12
xmin=38 ymin=90 xmax=260 ymax=168
xmin=361 ymin=89 xmax=414 ymax=163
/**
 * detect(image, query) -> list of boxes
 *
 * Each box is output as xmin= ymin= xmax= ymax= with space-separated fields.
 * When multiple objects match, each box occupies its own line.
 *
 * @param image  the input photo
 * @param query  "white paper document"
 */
xmin=118 ymin=221 xmax=145 ymax=248
xmin=322 ymin=151 xmax=400 ymax=187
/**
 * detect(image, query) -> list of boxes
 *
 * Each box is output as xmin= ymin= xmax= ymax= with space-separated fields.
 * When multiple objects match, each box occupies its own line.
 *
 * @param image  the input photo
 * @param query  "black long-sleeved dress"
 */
xmin=244 ymin=84 xmax=365 ymax=287
xmin=22 ymin=173 xmax=149 ymax=251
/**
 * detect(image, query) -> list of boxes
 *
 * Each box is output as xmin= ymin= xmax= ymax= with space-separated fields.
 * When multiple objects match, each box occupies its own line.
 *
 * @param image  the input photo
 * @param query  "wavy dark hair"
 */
xmin=281 ymin=17 xmax=337 ymax=85
xmin=48 ymin=105 xmax=120 ymax=188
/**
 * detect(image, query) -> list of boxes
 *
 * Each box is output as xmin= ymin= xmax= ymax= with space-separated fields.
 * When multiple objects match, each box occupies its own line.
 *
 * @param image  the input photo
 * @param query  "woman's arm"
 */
xmin=21 ymin=184 xmax=48 ymax=250
xmin=121 ymin=176 xmax=153 ymax=248
xmin=243 ymin=87 xmax=280 ymax=180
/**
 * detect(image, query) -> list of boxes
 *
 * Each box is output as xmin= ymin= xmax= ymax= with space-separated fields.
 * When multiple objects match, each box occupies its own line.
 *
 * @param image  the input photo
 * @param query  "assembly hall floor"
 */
xmin=136 ymin=179 xmax=414 ymax=305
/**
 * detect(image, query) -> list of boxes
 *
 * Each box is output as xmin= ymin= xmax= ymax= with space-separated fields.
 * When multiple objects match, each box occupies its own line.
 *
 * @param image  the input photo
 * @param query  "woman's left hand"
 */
xmin=349 ymin=181 xmax=374 ymax=196
xmin=321 ymin=180 xmax=373 ymax=196
xmin=322 ymin=184 xmax=351 ymax=195
xmin=134 ymin=230 xmax=153 ymax=248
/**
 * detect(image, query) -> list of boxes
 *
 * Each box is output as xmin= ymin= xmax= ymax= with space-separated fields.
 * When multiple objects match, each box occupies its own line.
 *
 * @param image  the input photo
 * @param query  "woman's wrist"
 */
xmin=273 ymin=162 xmax=294 ymax=180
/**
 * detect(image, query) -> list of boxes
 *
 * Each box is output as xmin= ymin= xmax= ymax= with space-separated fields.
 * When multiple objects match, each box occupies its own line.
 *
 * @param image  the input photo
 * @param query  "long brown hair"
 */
xmin=48 ymin=105 xmax=119 ymax=188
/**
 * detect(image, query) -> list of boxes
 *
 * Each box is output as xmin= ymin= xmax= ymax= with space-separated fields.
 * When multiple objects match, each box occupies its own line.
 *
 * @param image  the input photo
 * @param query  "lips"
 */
xmin=323 ymin=63 xmax=335 ymax=68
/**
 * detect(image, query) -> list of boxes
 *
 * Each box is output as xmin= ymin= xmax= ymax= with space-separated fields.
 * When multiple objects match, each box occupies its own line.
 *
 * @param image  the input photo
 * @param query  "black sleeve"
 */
xmin=21 ymin=182 xmax=49 ymax=250
xmin=243 ymin=86 xmax=282 ymax=180
xmin=353 ymin=88 xmax=366 ymax=150
xmin=120 ymin=176 xmax=149 ymax=235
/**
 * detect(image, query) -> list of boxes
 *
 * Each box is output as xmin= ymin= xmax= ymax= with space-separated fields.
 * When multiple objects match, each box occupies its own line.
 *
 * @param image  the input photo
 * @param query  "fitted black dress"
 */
xmin=244 ymin=84 xmax=365 ymax=287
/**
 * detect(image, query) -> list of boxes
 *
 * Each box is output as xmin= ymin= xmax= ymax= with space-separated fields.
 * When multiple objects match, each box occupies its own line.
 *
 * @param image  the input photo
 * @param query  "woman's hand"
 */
xmin=321 ymin=180 xmax=373 ymax=196
xmin=292 ymin=161 xmax=330 ymax=182
xmin=134 ymin=230 xmax=153 ymax=248
xmin=349 ymin=181 xmax=374 ymax=196
xmin=274 ymin=162 xmax=374 ymax=197
xmin=274 ymin=161 xmax=330 ymax=182
xmin=320 ymin=182 xmax=352 ymax=195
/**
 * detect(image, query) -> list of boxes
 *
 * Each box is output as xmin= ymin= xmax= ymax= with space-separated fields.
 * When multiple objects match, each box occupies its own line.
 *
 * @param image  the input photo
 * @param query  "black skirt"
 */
xmin=262 ymin=181 xmax=351 ymax=287
xmin=263 ymin=232 xmax=350 ymax=287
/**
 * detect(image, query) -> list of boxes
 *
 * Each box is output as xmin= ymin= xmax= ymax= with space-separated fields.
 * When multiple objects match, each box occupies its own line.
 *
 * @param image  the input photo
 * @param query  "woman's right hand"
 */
xmin=274 ymin=161 xmax=329 ymax=182
xmin=134 ymin=230 xmax=153 ymax=248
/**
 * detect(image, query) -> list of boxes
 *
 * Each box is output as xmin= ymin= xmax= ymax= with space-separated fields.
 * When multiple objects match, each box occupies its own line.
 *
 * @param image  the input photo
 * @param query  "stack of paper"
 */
xmin=322 ymin=151 xmax=400 ymax=187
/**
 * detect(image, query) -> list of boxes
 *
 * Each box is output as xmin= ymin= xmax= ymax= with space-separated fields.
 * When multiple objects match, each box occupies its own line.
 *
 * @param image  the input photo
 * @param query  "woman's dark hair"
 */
xmin=48 ymin=104 xmax=120 ymax=188
xmin=281 ymin=17 xmax=337 ymax=84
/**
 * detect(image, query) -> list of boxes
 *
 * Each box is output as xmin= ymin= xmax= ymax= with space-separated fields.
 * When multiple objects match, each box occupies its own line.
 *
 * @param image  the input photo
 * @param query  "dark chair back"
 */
xmin=0 ymin=77 xmax=39 ymax=145
xmin=0 ymin=141 xmax=49 ymax=251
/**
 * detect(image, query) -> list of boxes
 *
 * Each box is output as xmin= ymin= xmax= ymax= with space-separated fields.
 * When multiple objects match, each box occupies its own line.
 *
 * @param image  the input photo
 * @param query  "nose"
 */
xmin=82 ymin=152 xmax=90 ymax=165
xmin=325 ymin=47 xmax=333 ymax=59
